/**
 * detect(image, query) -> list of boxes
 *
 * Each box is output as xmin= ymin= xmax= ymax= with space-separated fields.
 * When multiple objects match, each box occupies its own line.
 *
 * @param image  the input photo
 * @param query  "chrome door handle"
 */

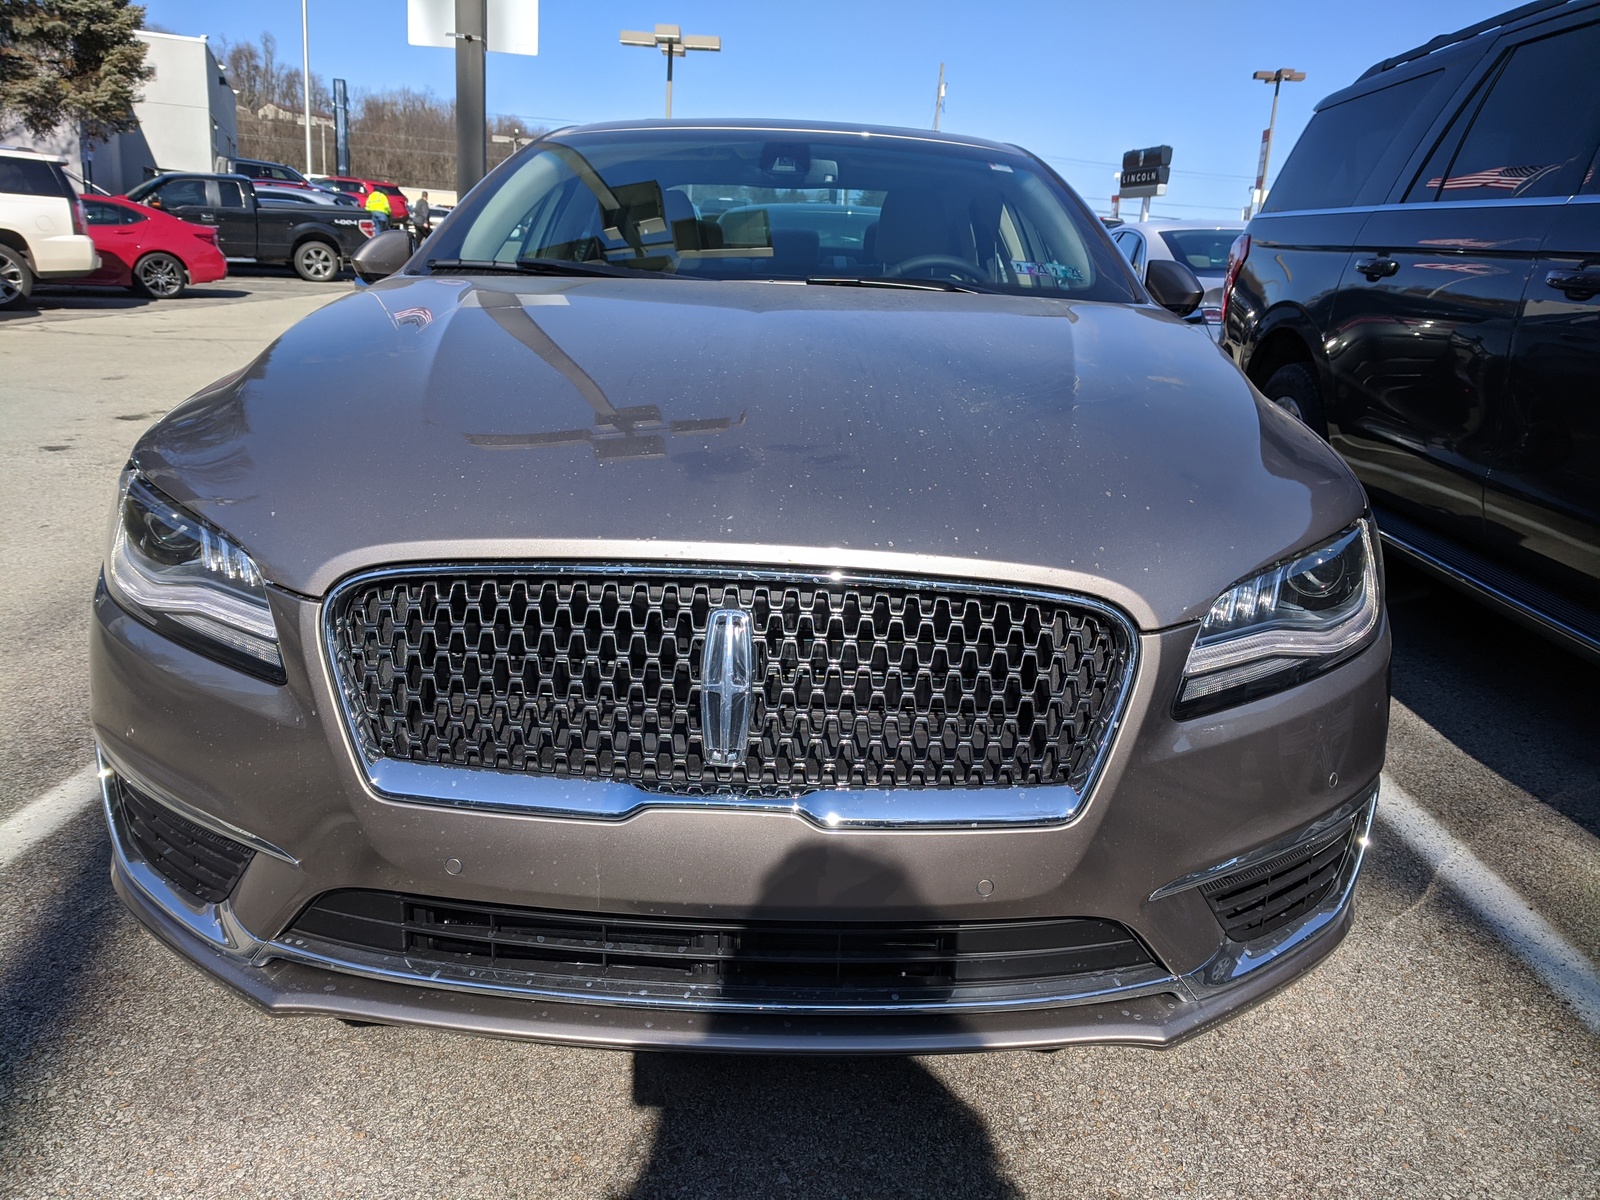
xmin=1355 ymin=257 xmax=1399 ymax=281
xmin=1545 ymin=268 xmax=1600 ymax=299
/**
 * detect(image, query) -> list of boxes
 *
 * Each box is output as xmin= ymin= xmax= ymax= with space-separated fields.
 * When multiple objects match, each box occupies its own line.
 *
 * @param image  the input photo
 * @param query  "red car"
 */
xmin=79 ymin=194 xmax=226 ymax=298
xmin=316 ymin=176 xmax=410 ymax=223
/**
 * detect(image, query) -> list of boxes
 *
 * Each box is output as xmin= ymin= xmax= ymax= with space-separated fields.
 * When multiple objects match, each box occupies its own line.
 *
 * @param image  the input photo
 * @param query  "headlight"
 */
xmin=1175 ymin=519 xmax=1380 ymax=717
xmin=105 ymin=469 xmax=284 ymax=681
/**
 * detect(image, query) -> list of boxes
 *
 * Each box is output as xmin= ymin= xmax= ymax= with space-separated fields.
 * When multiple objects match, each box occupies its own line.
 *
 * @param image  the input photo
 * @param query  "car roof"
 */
xmin=1357 ymin=0 xmax=1593 ymax=78
xmin=0 ymin=145 xmax=68 ymax=164
xmin=552 ymin=117 xmax=1025 ymax=155
xmin=1319 ymin=0 xmax=1597 ymax=108
xmin=140 ymin=172 xmax=253 ymax=183
xmin=1115 ymin=220 xmax=1244 ymax=234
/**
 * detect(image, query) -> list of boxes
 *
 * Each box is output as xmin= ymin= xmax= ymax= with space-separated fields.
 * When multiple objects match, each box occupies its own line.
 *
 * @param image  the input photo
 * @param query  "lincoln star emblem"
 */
xmin=701 ymin=608 xmax=755 ymax=767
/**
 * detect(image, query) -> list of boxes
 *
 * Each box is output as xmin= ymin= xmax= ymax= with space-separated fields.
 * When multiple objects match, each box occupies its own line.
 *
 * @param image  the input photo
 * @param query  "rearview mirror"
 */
xmin=351 ymin=228 xmax=413 ymax=283
xmin=1144 ymin=259 xmax=1204 ymax=317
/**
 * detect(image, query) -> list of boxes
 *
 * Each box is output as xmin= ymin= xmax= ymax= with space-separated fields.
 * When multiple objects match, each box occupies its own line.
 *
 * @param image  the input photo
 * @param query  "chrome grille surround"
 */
xmin=323 ymin=564 xmax=1138 ymax=827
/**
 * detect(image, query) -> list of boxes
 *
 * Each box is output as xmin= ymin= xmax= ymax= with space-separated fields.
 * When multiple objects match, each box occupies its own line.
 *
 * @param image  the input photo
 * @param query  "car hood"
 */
xmin=134 ymin=274 xmax=1364 ymax=629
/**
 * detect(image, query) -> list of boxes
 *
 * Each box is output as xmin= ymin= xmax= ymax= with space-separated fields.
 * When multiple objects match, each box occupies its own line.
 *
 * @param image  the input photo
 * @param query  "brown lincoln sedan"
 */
xmin=90 ymin=119 xmax=1389 ymax=1053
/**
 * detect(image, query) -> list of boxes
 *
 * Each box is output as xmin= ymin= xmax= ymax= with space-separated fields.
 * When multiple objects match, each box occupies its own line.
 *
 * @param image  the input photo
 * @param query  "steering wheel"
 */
xmin=885 ymin=255 xmax=988 ymax=284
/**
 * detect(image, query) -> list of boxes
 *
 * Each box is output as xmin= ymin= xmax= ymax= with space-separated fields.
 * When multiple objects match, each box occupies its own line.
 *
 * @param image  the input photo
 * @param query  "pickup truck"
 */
xmin=123 ymin=173 xmax=376 ymax=281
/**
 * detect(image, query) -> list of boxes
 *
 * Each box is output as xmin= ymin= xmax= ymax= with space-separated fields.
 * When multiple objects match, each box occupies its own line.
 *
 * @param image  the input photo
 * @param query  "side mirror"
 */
xmin=351 ymin=228 xmax=413 ymax=283
xmin=1144 ymin=259 xmax=1204 ymax=317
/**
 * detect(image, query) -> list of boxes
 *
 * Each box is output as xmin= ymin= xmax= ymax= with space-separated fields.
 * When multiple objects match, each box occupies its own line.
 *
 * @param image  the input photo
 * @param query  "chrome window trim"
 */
xmin=1252 ymin=194 xmax=1575 ymax=221
xmin=319 ymin=561 xmax=1142 ymax=829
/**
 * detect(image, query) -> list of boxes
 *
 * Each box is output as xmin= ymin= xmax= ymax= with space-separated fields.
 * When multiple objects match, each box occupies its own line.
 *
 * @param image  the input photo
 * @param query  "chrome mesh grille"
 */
xmin=330 ymin=569 xmax=1133 ymax=796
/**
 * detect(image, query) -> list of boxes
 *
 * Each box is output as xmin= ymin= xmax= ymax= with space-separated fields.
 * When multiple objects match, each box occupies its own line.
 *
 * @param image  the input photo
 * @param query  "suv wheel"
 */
xmin=293 ymin=240 xmax=339 ymax=282
xmin=0 ymin=244 xmax=34 ymax=310
xmin=134 ymin=252 xmax=186 ymax=299
xmin=1263 ymin=363 xmax=1327 ymax=437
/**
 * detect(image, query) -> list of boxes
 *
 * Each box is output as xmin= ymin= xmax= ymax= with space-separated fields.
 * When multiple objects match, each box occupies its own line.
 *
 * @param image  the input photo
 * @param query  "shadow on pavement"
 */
xmin=622 ymin=843 xmax=1019 ymax=1199
xmin=0 ymin=813 xmax=120 ymax=1139
xmin=624 ymin=1054 xmax=1020 ymax=1199
xmin=1384 ymin=554 xmax=1600 ymax=837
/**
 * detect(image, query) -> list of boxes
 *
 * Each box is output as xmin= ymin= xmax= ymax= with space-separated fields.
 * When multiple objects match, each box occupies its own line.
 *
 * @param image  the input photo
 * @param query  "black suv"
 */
xmin=1221 ymin=0 xmax=1600 ymax=660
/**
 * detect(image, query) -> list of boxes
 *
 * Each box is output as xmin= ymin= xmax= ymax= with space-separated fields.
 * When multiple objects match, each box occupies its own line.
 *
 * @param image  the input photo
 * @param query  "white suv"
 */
xmin=0 ymin=147 xmax=98 ymax=309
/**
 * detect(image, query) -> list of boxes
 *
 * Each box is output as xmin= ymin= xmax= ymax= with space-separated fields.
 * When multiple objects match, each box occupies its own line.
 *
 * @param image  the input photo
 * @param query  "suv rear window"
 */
xmin=0 ymin=156 xmax=71 ymax=198
xmin=1262 ymin=71 xmax=1441 ymax=212
xmin=1405 ymin=21 xmax=1600 ymax=202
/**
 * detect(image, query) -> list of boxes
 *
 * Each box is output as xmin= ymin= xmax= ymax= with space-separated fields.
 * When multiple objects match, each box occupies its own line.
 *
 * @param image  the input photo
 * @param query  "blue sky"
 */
xmin=143 ymin=0 xmax=1509 ymax=217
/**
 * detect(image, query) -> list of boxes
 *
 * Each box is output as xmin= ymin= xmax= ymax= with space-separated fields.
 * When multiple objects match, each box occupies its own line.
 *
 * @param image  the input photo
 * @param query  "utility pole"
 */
xmin=621 ymin=25 xmax=721 ymax=119
xmin=932 ymin=63 xmax=946 ymax=131
xmin=456 ymin=0 xmax=488 ymax=195
xmin=300 ymin=0 xmax=313 ymax=176
xmin=333 ymin=77 xmax=349 ymax=176
xmin=1250 ymin=68 xmax=1305 ymax=216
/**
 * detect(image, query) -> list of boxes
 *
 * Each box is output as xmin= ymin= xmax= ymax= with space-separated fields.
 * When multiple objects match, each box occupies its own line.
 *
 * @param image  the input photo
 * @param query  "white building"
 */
xmin=92 ymin=31 xmax=238 ymax=193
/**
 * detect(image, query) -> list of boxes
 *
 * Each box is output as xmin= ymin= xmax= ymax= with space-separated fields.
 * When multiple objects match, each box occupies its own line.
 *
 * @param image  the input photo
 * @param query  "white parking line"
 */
xmin=1378 ymin=772 xmax=1600 ymax=1035
xmin=0 ymin=764 xmax=99 ymax=871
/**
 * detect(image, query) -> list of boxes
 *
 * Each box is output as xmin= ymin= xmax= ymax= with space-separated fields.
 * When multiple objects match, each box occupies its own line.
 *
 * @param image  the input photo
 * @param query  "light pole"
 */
xmin=1251 ymin=68 xmax=1305 ymax=216
xmin=301 ymin=0 xmax=313 ymax=176
xmin=620 ymin=25 xmax=721 ymax=119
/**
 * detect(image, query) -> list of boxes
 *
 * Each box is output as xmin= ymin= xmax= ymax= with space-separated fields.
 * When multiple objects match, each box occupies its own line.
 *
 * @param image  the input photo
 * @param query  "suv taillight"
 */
xmin=70 ymin=196 xmax=87 ymax=235
xmin=1220 ymin=233 xmax=1249 ymax=333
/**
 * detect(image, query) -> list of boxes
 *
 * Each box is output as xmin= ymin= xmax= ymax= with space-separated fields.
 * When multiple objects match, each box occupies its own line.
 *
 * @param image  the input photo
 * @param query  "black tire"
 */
xmin=0 ymin=244 xmax=35 ymax=310
xmin=1262 ymin=362 xmax=1327 ymax=437
xmin=293 ymin=239 xmax=340 ymax=282
xmin=133 ymin=251 xmax=186 ymax=299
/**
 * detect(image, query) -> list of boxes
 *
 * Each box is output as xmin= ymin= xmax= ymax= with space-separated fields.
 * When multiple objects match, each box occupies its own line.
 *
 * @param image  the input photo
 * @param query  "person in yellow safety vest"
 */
xmin=363 ymin=187 xmax=391 ymax=226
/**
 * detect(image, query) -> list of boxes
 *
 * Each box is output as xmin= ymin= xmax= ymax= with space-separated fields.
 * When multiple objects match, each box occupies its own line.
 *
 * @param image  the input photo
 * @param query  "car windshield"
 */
xmin=1156 ymin=229 xmax=1240 ymax=273
xmin=427 ymin=127 xmax=1140 ymax=301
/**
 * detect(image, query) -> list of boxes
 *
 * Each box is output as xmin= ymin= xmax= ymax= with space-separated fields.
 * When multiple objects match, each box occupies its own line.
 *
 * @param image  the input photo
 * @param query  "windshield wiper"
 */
xmin=425 ymin=257 xmax=649 ymax=278
xmin=805 ymin=275 xmax=991 ymax=294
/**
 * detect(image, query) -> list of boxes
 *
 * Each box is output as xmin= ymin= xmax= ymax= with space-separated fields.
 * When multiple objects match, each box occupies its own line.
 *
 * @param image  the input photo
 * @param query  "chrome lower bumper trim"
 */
xmin=260 ymin=935 xmax=1182 ymax=1016
xmin=97 ymin=744 xmax=298 ymax=865
xmin=102 ymin=758 xmax=1374 ymax=1019
xmin=97 ymin=748 xmax=265 ymax=957
xmin=1149 ymin=782 xmax=1376 ymax=901
xmin=1185 ymin=790 xmax=1377 ymax=996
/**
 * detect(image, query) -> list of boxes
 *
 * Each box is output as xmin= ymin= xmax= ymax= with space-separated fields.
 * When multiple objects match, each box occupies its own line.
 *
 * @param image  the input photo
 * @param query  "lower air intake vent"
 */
xmin=288 ymin=890 xmax=1160 ymax=1009
xmin=1202 ymin=820 xmax=1359 ymax=942
xmin=117 ymin=778 xmax=255 ymax=905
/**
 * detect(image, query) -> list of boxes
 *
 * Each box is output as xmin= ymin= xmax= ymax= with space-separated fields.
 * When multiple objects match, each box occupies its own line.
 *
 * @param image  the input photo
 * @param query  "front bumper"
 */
xmin=91 ymin=580 xmax=1389 ymax=1052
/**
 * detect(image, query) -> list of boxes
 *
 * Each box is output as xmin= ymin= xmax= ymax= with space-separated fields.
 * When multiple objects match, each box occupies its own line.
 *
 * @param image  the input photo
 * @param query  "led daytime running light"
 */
xmin=106 ymin=473 xmax=282 ymax=671
xmin=1178 ymin=520 xmax=1380 ymax=714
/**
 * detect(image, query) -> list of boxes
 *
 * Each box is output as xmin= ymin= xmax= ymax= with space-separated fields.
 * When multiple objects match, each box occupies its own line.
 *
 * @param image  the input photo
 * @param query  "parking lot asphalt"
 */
xmin=1 ymin=277 xmax=1596 ymax=1198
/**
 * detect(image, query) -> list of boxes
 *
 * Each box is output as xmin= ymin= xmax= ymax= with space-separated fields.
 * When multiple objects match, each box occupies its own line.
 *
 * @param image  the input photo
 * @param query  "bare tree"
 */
xmin=218 ymin=32 xmax=544 ymax=188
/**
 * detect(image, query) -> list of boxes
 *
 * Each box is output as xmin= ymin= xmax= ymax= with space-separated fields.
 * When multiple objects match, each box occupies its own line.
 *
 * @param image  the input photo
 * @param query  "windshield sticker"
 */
xmin=988 ymin=162 xmax=1014 ymax=173
xmin=1011 ymin=260 xmax=1085 ymax=282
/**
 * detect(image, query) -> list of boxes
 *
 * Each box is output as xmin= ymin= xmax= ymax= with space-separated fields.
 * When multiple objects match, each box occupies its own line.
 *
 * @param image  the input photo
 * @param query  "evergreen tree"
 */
xmin=0 ymin=0 xmax=152 ymax=139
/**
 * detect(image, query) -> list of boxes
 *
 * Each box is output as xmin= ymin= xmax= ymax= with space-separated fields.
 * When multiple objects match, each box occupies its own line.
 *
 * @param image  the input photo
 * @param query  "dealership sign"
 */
xmin=1120 ymin=146 xmax=1172 ymax=198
